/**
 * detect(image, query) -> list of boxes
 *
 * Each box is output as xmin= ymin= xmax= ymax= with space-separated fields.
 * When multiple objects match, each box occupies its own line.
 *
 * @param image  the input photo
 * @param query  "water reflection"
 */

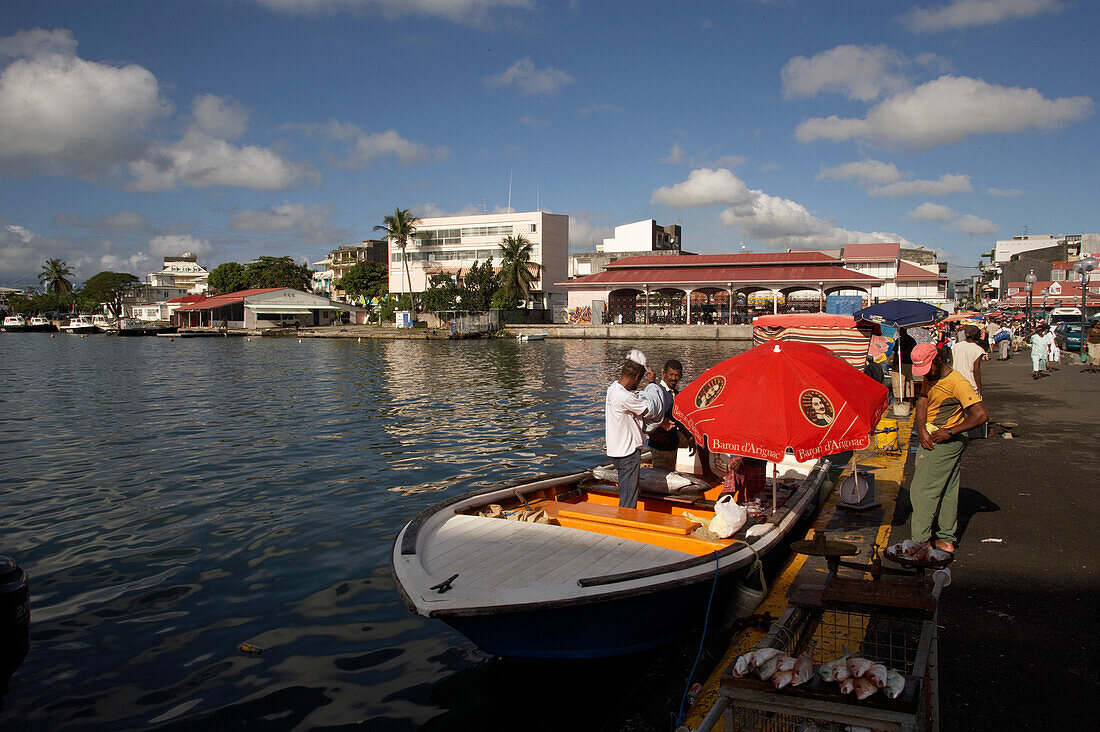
xmin=0 ymin=334 xmax=743 ymax=729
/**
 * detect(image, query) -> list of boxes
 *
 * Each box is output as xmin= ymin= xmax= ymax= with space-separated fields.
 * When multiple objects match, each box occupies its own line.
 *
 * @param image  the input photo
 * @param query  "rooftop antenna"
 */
xmin=507 ymin=167 xmax=513 ymax=213
xmin=536 ymin=184 xmax=540 ymax=212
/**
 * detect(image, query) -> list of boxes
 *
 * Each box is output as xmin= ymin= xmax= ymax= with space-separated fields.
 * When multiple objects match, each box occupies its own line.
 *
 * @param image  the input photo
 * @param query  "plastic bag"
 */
xmin=709 ymin=494 xmax=747 ymax=538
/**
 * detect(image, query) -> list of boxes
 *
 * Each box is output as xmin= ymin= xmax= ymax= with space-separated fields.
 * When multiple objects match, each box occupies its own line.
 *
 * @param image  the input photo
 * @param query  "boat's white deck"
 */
xmin=422 ymin=514 xmax=691 ymax=590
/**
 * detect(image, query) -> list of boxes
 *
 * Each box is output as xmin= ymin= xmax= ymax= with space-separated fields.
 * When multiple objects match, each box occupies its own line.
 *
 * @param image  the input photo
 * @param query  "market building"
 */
xmin=384 ymin=210 xmax=569 ymax=311
xmin=558 ymin=243 xmax=947 ymax=324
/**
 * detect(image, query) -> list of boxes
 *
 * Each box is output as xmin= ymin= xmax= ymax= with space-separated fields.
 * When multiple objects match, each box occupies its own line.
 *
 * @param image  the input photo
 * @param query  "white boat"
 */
xmin=392 ymin=459 xmax=828 ymax=658
xmin=58 ymin=315 xmax=98 ymax=334
xmin=27 ymin=316 xmax=56 ymax=332
xmin=2 ymin=314 xmax=28 ymax=332
xmin=517 ymin=332 xmax=548 ymax=341
xmin=91 ymin=314 xmax=118 ymax=332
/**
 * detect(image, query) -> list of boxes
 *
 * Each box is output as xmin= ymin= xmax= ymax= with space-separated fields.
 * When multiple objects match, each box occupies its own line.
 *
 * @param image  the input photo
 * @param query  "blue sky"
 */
xmin=1 ymin=0 xmax=1096 ymax=287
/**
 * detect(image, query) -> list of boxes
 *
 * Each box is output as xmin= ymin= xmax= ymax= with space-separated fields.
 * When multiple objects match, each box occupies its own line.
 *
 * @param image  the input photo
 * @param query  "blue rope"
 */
xmin=672 ymin=549 xmax=721 ymax=730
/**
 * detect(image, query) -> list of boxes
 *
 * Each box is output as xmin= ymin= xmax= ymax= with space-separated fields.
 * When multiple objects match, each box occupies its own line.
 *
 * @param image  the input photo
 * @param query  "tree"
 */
xmin=373 ymin=208 xmax=419 ymax=310
xmin=491 ymin=288 xmax=518 ymax=310
xmin=422 ymin=273 xmax=460 ymax=313
xmin=208 ymin=262 xmax=250 ymax=294
xmin=39 ymin=258 xmax=75 ymax=296
xmin=497 ymin=234 xmax=541 ymax=307
xmin=340 ymin=262 xmax=388 ymax=301
xmin=78 ymin=272 xmax=139 ymax=317
xmin=460 ymin=258 xmax=497 ymax=312
xmin=244 ymin=256 xmax=312 ymax=291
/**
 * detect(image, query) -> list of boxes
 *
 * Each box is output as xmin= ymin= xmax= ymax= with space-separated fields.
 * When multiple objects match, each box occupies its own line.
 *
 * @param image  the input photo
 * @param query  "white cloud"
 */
xmin=148 ymin=234 xmax=215 ymax=258
xmin=518 ymin=115 xmax=547 ymax=127
xmin=229 ymin=203 xmax=353 ymax=244
xmin=293 ymin=121 xmax=448 ymax=167
xmin=816 ymin=159 xmax=902 ymax=185
xmin=653 ymin=168 xmax=914 ymax=249
xmin=650 ymin=168 xmax=753 ymax=207
xmin=484 ymin=58 xmax=574 ymax=97
xmin=127 ymin=129 xmax=306 ymax=192
xmin=949 ymin=214 xmax=998 ymax=235
xmin=192 ymin=94 xmax=249 ymax=140
xmin=987 ymin=187 xmax=1023 ymax=197
xmin=0 ymin=29 xmax=171 ymax=177
xmin=413 ymin=202 xmax=504 ymax=219
xmin=3 ymin=224 xmax=40 ymax=244
xmin=659 ymin=143 xmax=686 ymax=165
xmin=53 ymin=211 xmax=154 ymax=232
xmin=98 ymin=251 xmax=151 ymax=273
xmin=868 ymin=173 xmax=972 ymax=198
xmin=781 ymin=45 xmax=910 ymax=101
xmin=904 ymin=0 xmax=1064 ymax=33
xmin=255 ymin=0 xmax=534 ymax=23
xmin=907 ymin=202 xmax=956 ymax=221
xmin=569 ymin=217 xmax=614 ymax=251
xmin=795 ymin=75 xmax=1092 ymax=150
xmin=0 ymin=28 xmax=78 ymax=59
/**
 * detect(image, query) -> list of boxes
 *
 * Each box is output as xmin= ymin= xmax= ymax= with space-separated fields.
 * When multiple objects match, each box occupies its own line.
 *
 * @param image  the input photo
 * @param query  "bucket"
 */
xmin=875 ymin=418 xmax=899 ymax=450
xmin=892 ymin=401 xmax=910 ymax=417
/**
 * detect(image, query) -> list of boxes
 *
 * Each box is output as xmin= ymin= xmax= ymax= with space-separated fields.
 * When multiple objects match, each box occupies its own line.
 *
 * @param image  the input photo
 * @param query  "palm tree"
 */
xmin=39 ymin=258 xmax=75 ymax=295
xmin=374 ymin=208 xmax=419 ymax=312
xmin=498 ymin=234 xmax=542 ymax=307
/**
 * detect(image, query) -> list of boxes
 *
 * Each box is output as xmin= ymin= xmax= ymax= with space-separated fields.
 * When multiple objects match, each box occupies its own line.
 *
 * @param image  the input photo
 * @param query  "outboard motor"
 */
xmin=0 ymin=556 xmax=29 ymax=712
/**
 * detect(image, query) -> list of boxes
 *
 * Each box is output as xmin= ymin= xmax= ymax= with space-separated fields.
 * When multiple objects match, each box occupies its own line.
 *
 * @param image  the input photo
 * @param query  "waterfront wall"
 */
xmin=508 ymin=324 xmax=754 ymax=341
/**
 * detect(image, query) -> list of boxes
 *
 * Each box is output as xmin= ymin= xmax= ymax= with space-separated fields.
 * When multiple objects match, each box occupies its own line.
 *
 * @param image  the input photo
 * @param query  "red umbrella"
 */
xmin=672 ymin=341 xmax=889 ymax=463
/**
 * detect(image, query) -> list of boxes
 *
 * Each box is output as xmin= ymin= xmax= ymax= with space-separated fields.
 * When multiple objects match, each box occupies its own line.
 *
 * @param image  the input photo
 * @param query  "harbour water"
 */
xmin=0 ymin=334 xmax=746 ymax=730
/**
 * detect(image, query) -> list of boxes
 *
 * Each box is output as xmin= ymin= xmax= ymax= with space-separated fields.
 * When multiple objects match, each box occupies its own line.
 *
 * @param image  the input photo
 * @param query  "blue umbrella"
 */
xmin=852 ymin=299 xmax=948 ymax=328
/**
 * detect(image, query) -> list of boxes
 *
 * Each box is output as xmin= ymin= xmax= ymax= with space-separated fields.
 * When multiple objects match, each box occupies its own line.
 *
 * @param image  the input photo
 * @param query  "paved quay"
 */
xmin=676 ymin=348 xmax=1097 ymax=730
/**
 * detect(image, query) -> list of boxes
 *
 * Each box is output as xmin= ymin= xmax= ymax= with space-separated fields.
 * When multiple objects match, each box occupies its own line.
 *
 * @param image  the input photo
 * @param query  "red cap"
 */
xmin=911 ymin=342 xmax=938 ymax=377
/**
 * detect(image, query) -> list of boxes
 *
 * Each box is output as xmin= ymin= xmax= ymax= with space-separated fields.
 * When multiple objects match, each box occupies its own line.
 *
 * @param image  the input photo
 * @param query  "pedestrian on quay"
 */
xmin=647 ymin=359 xmax=687 ymax=470
xmin=909 ymin=343 xmax=989 ymax=554
xmin=605 ymin=350 xmax=657 ymax=509
xmin=993 ymin=321 xmax=1012 ymax=361
xmin=1029 ymin=325 xmax=1051 ymax=379
xmin=952 ymin=325 xmax=985 ymax=395
xmin=1086 ymin=321 xmax=1100 ymax=373
xmin=1048 ymin=329 xmax=1061 ymax=371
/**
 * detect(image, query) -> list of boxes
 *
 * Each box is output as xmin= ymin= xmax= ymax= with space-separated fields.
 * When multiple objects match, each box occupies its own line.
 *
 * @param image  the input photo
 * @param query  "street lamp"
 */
xmin=1041 ymin=287 xmax=1049 ymax=312
xmin=1073 ymin=256 xmax=1098 ymax=361
xmin=1025 ymin=270 xmax=1037 ymax=323
xmin=818 ymin=281 xmax=824 ymax=312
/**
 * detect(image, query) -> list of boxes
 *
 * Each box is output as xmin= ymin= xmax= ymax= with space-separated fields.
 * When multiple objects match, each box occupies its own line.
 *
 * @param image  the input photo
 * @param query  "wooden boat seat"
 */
xmin=557 ymin=503 xmax=699 ymax=536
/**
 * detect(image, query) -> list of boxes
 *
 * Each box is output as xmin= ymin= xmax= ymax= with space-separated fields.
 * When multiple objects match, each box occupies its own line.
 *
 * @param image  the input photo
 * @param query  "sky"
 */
xmin=1 ymin=0 xmax=1097 ymax=288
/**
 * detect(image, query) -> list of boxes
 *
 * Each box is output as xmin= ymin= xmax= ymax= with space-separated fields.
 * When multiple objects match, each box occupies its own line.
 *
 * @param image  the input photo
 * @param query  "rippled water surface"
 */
xmin=0 ymin=334 xmax=744 ymax=729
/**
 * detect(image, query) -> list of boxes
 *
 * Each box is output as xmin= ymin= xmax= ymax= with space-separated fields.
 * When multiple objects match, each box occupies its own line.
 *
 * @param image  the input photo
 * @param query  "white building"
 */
xmin=148 ymin=253 xmax=209 ymax=294
xmin=386 ymin=211 xmax=569 ymax=309
xmin=838 ymin=243 xmax=947 ymax=306
xmin=570 ymin=219 xmax=683 ymax=278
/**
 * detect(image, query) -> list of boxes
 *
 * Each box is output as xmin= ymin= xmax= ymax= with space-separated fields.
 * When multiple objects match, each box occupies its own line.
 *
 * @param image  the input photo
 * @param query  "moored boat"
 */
xmin=391 ymin=458 xmax=827 ymax=658
xmin=2 ymin=314 xmax=29 ymax=332
xmin=517 ymin=332 xmax=548 ymax=341
xmin=58 ymin=315 xmax=98 ymax=334
xmin=91 ymin=314 xmax=118 ymax=332
xmin=28 ymin=316 xmax=57 ymax=332
xmin=118 ymin=318 xmax=178 ymax=336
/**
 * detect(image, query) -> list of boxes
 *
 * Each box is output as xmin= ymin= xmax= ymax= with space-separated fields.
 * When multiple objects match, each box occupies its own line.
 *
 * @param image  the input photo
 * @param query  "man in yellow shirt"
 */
xmin=909 ymin=343 xmax=990 ymax=554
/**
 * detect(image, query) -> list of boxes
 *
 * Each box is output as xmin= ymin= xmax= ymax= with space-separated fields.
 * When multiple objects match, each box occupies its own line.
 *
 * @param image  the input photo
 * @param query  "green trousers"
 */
xmin=908 ymin=436 xmax=968 ymax=545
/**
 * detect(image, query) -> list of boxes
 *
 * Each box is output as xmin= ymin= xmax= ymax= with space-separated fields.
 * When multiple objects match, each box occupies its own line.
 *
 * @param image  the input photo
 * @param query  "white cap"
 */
xmin=626 ymin=348 xmax=648 ymax=369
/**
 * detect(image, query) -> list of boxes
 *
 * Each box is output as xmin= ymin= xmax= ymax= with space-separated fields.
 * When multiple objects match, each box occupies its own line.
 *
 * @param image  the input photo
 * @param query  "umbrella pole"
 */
xmin=771 ymin=464 xmax=778 ymax=515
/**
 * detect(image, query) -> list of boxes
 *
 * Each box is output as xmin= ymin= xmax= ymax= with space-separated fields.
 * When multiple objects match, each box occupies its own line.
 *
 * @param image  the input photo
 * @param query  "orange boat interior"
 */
xmin=459 ymin=473 xmax=800 ymax=557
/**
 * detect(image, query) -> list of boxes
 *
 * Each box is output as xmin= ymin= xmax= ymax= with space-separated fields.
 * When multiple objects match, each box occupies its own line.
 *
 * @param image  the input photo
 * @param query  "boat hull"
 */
xmin=59 ymin=325 xmax=97 ymax=334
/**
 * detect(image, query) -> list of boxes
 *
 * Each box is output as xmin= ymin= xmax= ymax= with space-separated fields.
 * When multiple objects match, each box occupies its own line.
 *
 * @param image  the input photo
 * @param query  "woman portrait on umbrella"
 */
xmin=909 ymin=343 xmax=990 ymax=555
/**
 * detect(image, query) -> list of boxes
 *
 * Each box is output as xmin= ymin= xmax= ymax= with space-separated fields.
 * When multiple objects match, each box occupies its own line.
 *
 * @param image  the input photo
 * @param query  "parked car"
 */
xmin=1054 ymin=322 xmax=1084 ymax=352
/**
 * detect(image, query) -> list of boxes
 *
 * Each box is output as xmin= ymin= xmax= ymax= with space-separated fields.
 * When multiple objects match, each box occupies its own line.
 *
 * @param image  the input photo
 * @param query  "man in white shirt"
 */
xmin=951 ymin=325 xmax=985 ymax=395
xmin=606 ymin=356 xmax=656 ymax=508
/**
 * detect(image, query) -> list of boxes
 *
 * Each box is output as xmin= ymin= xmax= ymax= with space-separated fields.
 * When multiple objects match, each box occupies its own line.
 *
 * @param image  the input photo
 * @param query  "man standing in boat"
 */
xmin=648 ymin=359 xmax=685 ymax=470
xmin=605 ymin=351 xmax=657 ymax=509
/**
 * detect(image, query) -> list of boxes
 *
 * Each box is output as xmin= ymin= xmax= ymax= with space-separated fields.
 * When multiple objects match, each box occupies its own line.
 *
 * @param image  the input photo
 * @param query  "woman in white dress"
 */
xmin=1030 ymin=325 xmax=1051 ymax=379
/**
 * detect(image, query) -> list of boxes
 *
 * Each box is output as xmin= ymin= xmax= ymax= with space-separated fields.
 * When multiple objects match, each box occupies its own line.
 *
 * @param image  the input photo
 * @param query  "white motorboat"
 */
xmin=91 ymin=314 xmax=118 ymax=332
xmin=2 ymin=314 xmax=28 ymax=332
xmin=58 ymin=315 xmax=98 ymax=334
xmin=27 ymin=316 xmax=56 ymax=332
xmin=517 ymin=332 xmax=548 ymax=341
xmin=392 ymin=458 xmax=828 ymax=658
